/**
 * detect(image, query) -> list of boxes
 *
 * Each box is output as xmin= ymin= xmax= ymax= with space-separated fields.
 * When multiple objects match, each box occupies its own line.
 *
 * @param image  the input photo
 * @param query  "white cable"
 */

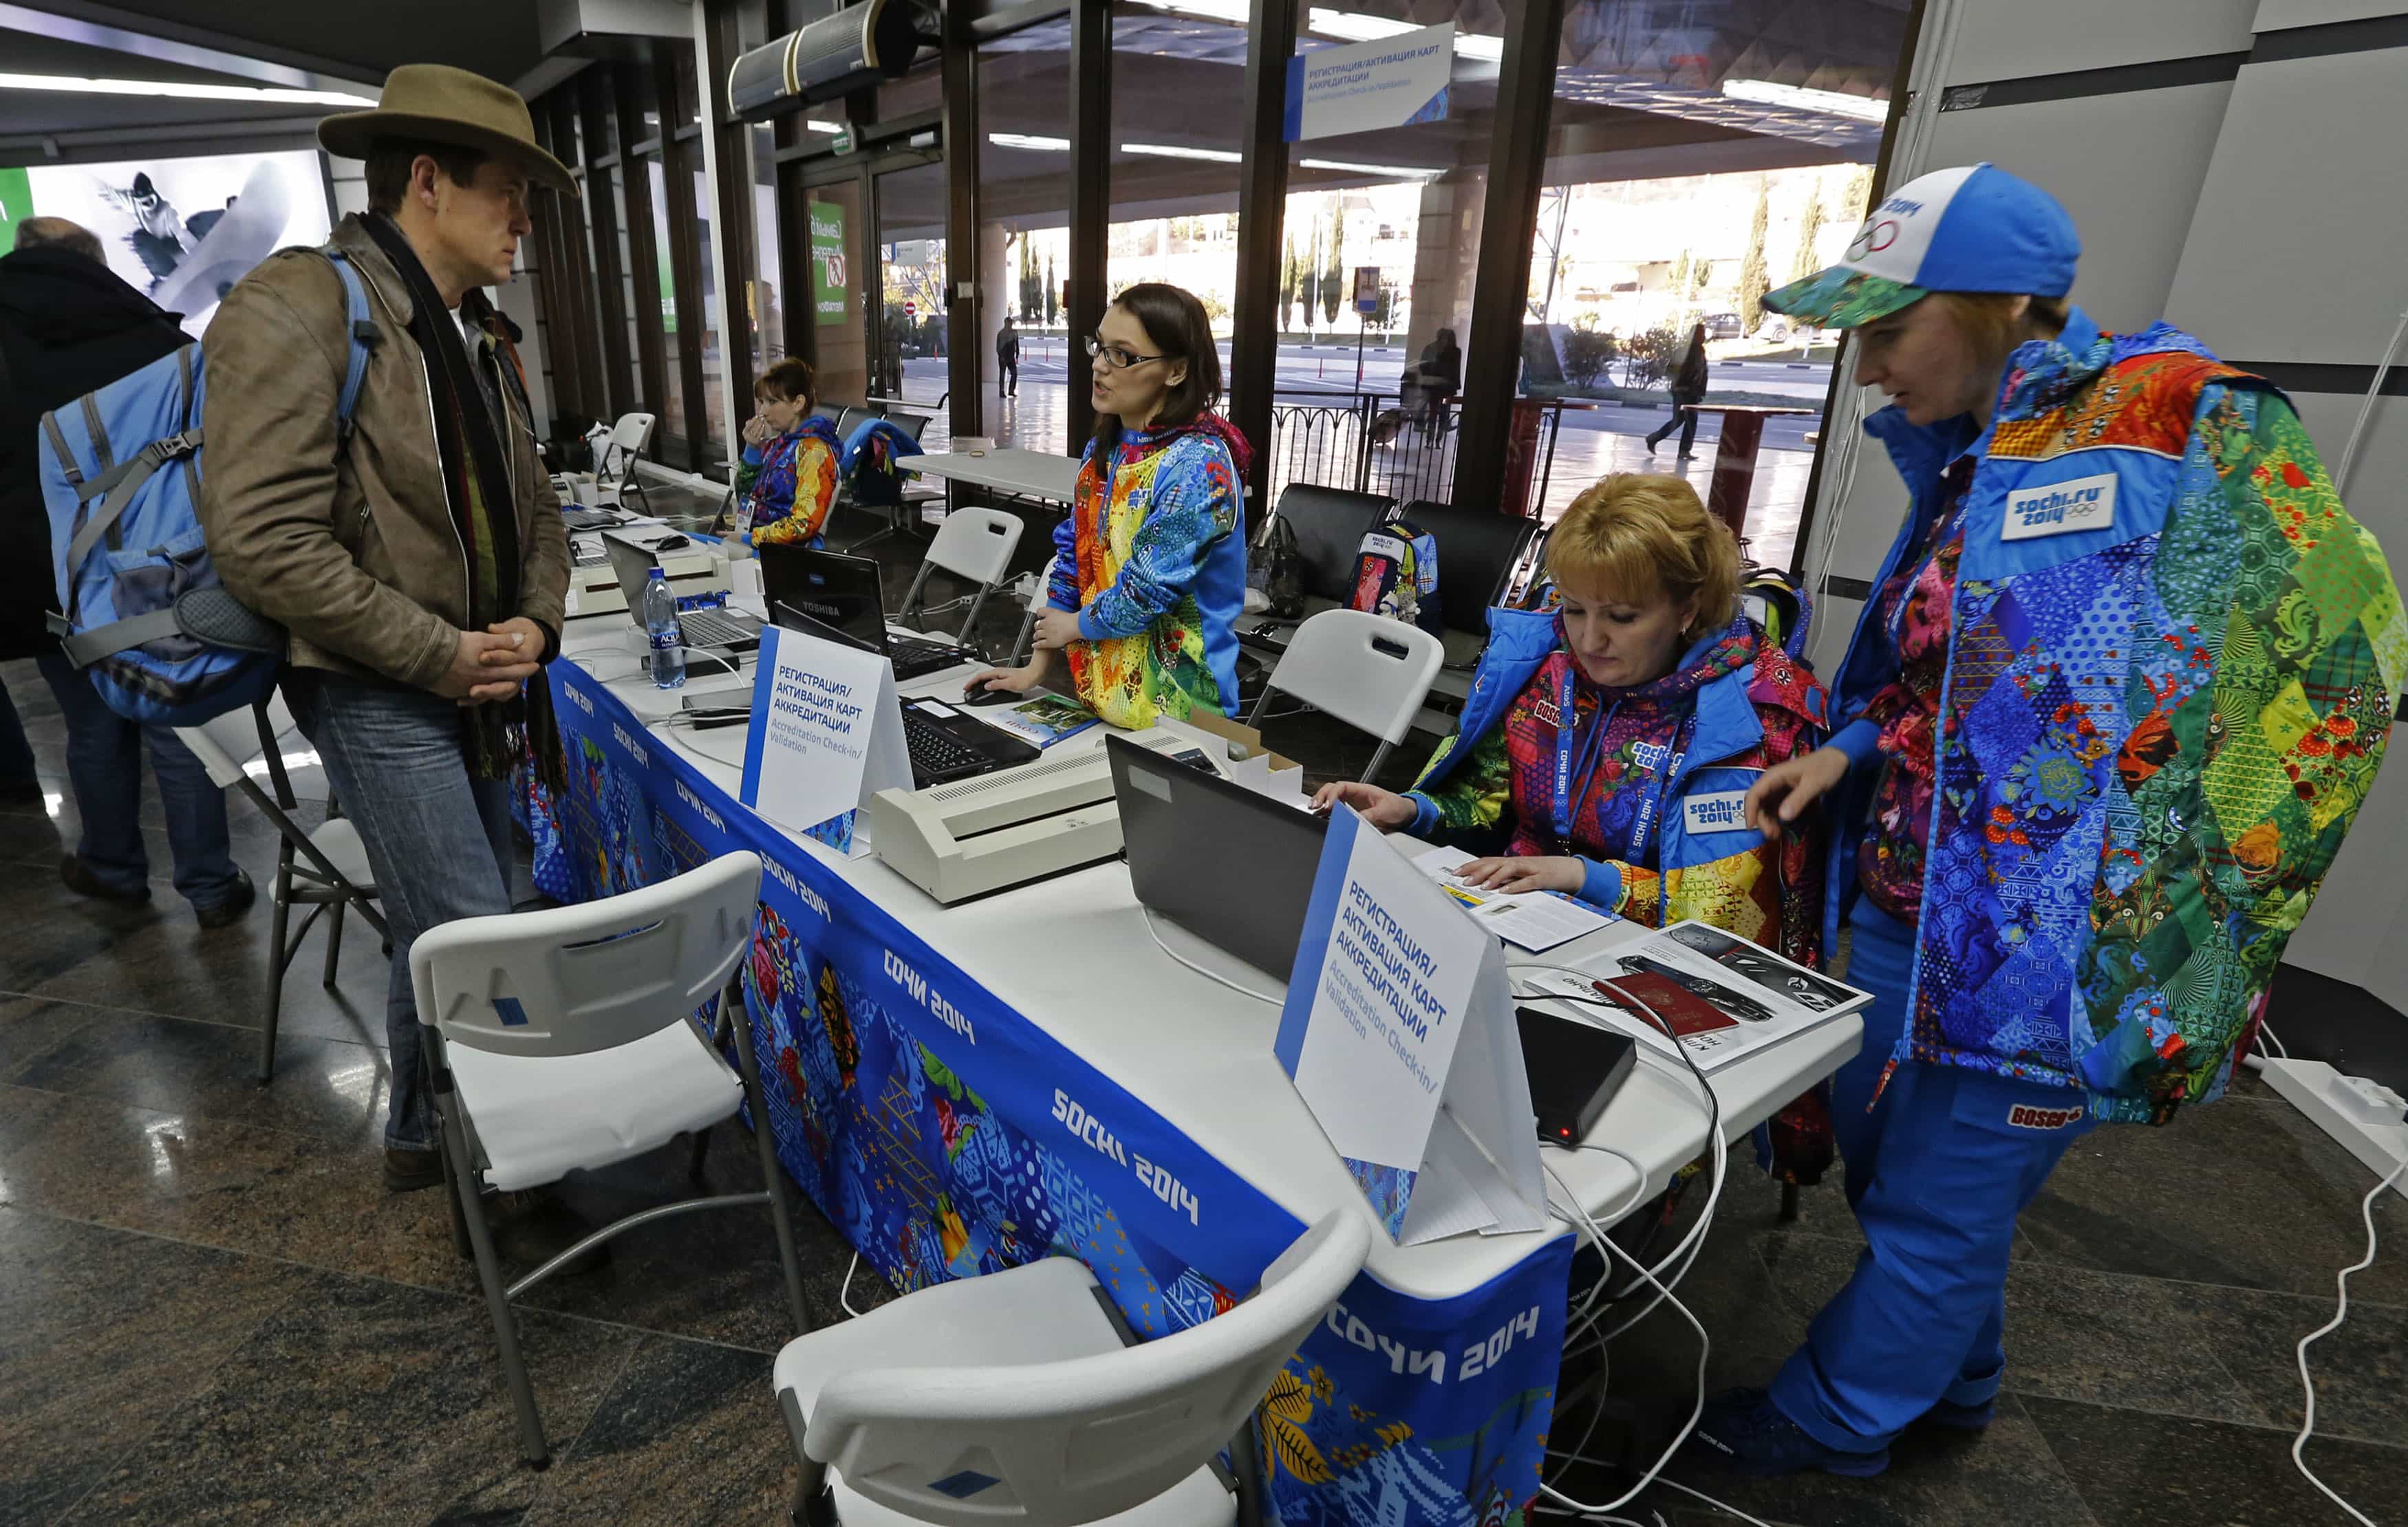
xmin=1142 ymin=905 xmax=1283 ymax=1006
xmin=2335 ymin=307 xmax=2408 ymax=497
xmin=839 ymin=1250 xmax=870 ymax=1319
xmin=649 ymin=715 xmax=752 ymax=768
xmin=2257 ymin=1017 xmax=2290 ymax=1061
xmin=1638 ymin=1475 xmax=1784 ymax=1527
xmin=2292 ymin=1153 xmax=2407 ymax=1527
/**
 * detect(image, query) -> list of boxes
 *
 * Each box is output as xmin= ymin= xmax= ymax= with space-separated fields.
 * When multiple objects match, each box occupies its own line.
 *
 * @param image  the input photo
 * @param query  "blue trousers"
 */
xmin=36 ymin=650 xmax=243 ymax=908
xmin=287 ymin=673 xmax=515 ymax=1152
xmin=1768 ymin=900 xmax=2095 ymax=1451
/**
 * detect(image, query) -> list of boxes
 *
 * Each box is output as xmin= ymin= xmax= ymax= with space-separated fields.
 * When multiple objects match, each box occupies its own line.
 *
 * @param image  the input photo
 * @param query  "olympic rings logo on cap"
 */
xmin=1846 ymin=219 xmax=1900 ymax=261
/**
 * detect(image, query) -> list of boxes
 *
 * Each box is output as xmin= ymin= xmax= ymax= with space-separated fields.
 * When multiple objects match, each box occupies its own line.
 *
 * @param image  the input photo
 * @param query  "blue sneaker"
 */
xmin=1920 ymin=1395 xmax=1996 ymax=1431
xmin=1684 ymin=1389 xmax=1889 ymax=1478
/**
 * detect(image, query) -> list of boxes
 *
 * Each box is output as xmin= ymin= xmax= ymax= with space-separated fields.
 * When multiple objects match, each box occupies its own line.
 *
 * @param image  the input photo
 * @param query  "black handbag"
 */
xmin=1251 ymin=518 xmax=1308 ymax=619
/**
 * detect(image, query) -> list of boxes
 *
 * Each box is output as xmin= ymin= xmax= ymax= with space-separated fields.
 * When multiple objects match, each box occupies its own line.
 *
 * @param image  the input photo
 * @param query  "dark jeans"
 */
xmin=0 ymin=676 xmax=34 ymax=790
xmin=1647 ymin=402 xmax=1700 ymax=455
xmin=34 ymin=650 xmax=241 ymax=907
xmin=997 ymin=360 xmax=1018 ymax=396
xmin=287 ymin=672 xmax=515 ymax=1153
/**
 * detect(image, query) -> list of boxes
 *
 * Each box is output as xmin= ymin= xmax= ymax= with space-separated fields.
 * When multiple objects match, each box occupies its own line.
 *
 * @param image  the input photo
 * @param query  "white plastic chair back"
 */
xmin=175 ymin=695 xmax=301 ymax=791
xmin=610 ymin=411 xmax=656 ymax=459
xmin=1263 ymin=608 xmax=1445 ymax=747
xmin=807 ymin=1209 xmax=1370 ymax=1526
xmin=410 ymin=850 xmax=760 ymax=1059
xmin=923 ymin=506 xmax=1022 ymax=589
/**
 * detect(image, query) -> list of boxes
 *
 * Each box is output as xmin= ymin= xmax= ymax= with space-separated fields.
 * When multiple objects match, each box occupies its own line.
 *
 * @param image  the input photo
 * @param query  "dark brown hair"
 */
xmin=363 ymin=139 xmax=493 ymax=217
xmin=1092 ymin=282 xmax=1222 ymax=459
xmin=754 ymin=357 xmax=818 ymax=409
xmin=14 ymin=216 xmax=104 ymax=262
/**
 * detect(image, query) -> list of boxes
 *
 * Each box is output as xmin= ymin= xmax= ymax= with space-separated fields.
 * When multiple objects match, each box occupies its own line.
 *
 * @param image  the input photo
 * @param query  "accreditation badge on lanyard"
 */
xmin=1550 ymin=663 xmax=1685 ymax=861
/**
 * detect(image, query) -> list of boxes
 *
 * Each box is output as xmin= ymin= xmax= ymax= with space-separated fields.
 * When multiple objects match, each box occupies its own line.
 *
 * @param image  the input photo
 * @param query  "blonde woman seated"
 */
xmin=1314 ymin=473 xmax=1829 ymax=964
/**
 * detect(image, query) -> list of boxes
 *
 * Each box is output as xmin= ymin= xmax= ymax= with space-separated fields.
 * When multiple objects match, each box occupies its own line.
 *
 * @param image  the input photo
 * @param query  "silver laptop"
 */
xmin=602 ymin=534 xmax=762 ymax=653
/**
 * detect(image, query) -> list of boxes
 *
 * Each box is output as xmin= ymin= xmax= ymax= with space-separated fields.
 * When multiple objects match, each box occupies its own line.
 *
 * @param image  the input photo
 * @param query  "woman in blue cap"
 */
xmin=1691 ymin=163 xmax=2400 ymax=1477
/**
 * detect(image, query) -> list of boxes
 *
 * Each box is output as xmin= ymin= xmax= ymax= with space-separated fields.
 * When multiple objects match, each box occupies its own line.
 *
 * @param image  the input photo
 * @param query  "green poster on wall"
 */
xmin=0 ymin=167 xmax=33 ymax=241
xmin=809 ymin=199 xmax=848 ymax=326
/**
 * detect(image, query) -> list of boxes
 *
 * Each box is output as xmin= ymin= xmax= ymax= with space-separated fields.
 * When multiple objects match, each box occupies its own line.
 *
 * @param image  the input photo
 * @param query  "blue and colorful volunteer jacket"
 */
xmin=839 ymin=416 xmax=925 ymax=508
xmin=735 ymin=414 xmax=841 ymax=548
xmin=1047 ymin=420 xmax=1249 ymax=728
xmin=1404 ymin=601 xmax=1830 ymax=968
xmin=1823 ymin=307 xmax=2400 ymax=1125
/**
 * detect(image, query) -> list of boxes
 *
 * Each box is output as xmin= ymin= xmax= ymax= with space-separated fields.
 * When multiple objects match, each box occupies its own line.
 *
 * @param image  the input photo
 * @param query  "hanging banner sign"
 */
xmin=809 ymin=199 xmax=848 ymax=325
xmin=1284 ymin=22 xmax=1454 ymax=142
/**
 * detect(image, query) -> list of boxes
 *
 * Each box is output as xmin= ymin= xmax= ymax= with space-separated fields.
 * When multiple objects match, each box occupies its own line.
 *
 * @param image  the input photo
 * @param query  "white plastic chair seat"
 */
xmin=775 ymin=1258 xmax=1232 ymax=1527
xmin=450 ymin=1019 xmax=741 ymax=1192
xmin=299 ymin=817 xmax=375 ymax=894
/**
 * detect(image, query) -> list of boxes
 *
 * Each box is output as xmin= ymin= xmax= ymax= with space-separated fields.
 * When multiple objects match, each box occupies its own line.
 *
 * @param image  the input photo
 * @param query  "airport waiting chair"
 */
xmin=774 ymin=1209 xmax=1369 ymax=1527
xmin=1247 ymin=608 xmax=1445 ymax=781
xmin=1393 ymin=498 xmax=1547 ymax=670
xmin=411 ymin=850 xmax=813 ymax=1466
xmin=602 ymin=411 xmax=658 ymax=515
xmin=1265 ymin=484 xmax=1398 ymax=607
xmin=899 ymin=506 xmax=1022 ymax=647
xmin=175 ymin=698 xmax=386 ymax=1085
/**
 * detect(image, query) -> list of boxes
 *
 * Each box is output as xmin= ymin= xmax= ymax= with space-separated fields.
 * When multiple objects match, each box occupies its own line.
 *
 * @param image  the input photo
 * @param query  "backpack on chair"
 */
xmin=37 ymin=246 xmax=377 ymax=727
xmin=1344 ymin=515 xmax=1441 ymax=635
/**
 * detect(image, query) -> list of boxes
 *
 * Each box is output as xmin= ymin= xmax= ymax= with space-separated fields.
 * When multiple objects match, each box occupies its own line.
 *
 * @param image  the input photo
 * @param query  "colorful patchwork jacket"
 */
xmin=1823 ymin=307 xmax=2400 ymax=1125
xmin=1404 ymin=603 xmax=1830 ymax=967
xmin=1046 ymin=421 xmax=1248 ymax=728
xmin=736 ymin=415 xmax=841 ymax=548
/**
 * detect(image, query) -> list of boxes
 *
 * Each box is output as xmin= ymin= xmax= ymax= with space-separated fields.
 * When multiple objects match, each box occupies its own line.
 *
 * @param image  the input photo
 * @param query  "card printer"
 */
xmin=869 ymin=728 xmax=1226 ymax=903
xmin=571 ymin=528 xmax=731 ymax=618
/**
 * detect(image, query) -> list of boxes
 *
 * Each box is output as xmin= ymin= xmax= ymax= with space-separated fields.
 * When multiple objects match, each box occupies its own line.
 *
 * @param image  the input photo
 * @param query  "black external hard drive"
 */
xmin=1517 ymin=1005 xmax=1640 ymax=1147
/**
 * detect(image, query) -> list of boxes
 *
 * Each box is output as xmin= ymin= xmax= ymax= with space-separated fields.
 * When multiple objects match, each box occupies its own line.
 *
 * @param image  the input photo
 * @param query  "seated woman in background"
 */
xmin=731 ymin=357 xmax=841 ymax=548
xmin=969 ymin=283 xmax=1251 ymax=727
xmin=1314 ymin=473 xmax=1829 ymax=964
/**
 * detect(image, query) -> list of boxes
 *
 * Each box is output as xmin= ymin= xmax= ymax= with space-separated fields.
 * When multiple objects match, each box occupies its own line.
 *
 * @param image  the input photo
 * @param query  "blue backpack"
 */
xmin=37 ymin=247 xmax=376 ymax=726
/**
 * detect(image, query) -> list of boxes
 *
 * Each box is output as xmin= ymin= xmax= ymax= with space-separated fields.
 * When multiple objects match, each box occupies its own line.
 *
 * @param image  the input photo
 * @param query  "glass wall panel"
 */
xmin=802 ymin=177 xmax=872 ymax=407
xmin=976 ymin=25 xmax=1075 ymax=457
xmin=875 ymin=158 xmax=949 ymax=426
xmin=645 ymin=155 xmax=689 ymax=453
xmin=691 ymin=151 xmax=728 ymax=454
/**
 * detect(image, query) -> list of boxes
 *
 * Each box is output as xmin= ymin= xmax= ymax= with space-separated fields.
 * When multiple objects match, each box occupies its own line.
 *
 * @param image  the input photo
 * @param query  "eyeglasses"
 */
xmin=1084 ymin=334 xmax=1169 ymax=370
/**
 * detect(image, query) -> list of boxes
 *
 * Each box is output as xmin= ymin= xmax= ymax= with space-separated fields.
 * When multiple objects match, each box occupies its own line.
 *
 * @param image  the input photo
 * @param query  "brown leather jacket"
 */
xmin=199 ymin=214 xmax=567 ymax=691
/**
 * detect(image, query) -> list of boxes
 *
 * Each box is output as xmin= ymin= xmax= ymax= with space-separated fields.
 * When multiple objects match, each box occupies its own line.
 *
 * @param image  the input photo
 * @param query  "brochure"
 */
xmin=1515 ymin=920 xmax=1869 ymax=1072
xmin=975 ymin=692 xmax=1103 ymax=748
xmin=1410 ymin=845 xmax=1616 ymax=953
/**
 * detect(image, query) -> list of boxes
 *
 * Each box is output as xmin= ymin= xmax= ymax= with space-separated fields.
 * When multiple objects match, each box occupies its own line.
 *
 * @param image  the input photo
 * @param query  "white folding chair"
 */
xmin=175 ymin=697 xmax=386 ymax=1085
xmin=601 ymin=410 xmax=657 ymax=514
xmin=411 ymin=850 xmax=813 ymax=1466
xmin=898 ymin=506 xmax=1023 ymax=646
xmin=1246 ymin=609 xmax=1445 ymax=781
xmin=1002 ymin=559 xmax=1055 ymax=669
xmin=775 ymin=1209 xmax=1369 ymax=1527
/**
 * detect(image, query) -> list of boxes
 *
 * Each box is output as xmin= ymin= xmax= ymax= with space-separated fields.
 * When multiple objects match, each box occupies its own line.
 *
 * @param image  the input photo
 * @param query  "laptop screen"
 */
xmin=603 ymin=534 xmax=658 ymax=616
xmin=771 ymin=598 xmax=881 ymax=656
xmin=757 ymin=545 xmax=891 ymax=655
xmin=1108 ymin=734 xmax=1329 ymax=982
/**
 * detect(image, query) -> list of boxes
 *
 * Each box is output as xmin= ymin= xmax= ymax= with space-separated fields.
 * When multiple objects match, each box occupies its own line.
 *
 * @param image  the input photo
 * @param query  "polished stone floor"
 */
xmin=3 ymin=528 xmax=2402 ymax=1525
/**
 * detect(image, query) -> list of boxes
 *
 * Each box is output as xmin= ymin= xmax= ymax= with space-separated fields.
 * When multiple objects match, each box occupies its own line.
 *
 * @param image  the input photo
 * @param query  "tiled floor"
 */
xmin=3 ymin=522 xmax=2402 ymax=1526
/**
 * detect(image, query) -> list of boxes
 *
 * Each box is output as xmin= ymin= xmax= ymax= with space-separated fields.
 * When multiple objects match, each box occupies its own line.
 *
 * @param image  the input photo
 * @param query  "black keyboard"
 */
xmin=902 ymin=712 xmax=985 ymax=781
xmin=561 ymin=508 xmax=620 ymax=530
xmin=681 ymin=607 xmax=759 ymax=648
xmin=890 ymin=637 xmax=971 ymax=680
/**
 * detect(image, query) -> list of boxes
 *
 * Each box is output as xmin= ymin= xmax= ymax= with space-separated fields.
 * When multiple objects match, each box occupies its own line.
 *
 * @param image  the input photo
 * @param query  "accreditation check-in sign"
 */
xmin=1283 ymin=23 xmax=1454 ymax=142
xmin=1275 ymin=805 xmax=1545 ymax=1245
xmin=739 ymin=624 xmax=910 ymax=856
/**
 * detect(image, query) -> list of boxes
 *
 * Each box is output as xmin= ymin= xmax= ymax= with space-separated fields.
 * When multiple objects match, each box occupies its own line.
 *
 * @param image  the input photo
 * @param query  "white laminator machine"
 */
xmin=572 ymin=526 xmax=732 ymax=618
xmin=870 ymin=729 xmax=1228 ymax=904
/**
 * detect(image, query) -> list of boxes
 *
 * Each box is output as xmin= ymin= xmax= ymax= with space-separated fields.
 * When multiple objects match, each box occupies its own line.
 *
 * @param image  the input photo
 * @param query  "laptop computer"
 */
xmin=769 ymin=600 xmax=1040 ymax=789
xmin=603 ymin=534 xmax=762 ymax=653
xmin=755 ymin=544 xmax=976 ymax=681
xmin=1107 ymin=733 xmax=1329 ymax=983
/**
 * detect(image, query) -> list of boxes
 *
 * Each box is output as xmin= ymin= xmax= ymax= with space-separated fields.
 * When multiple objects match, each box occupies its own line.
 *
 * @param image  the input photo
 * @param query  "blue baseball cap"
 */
xmin=1763 ymin=163 xmax=2080 ymax=327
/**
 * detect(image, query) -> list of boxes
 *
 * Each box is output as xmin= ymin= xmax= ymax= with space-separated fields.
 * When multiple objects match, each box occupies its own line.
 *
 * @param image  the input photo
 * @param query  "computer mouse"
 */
xmin=652 ymin=533 xmax=690 ymax=551
xmin=963 ymin=684 xmax=1020 ymax=706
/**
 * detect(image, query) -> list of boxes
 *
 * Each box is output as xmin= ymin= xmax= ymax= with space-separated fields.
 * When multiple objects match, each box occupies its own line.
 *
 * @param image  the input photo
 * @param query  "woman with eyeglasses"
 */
xmin=969 ymin=283 xmax=1253 ymax=728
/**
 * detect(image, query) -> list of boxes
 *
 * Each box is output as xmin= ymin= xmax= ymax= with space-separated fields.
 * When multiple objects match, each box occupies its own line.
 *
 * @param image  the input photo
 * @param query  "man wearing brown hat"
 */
xmin=200 ymin=65 xmax=575 ymax=1197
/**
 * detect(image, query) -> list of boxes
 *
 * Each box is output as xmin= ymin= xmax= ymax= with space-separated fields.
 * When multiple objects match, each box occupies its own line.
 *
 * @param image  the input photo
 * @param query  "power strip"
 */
xmin=2258 ymin=1059 xmax=2408 ymax=1202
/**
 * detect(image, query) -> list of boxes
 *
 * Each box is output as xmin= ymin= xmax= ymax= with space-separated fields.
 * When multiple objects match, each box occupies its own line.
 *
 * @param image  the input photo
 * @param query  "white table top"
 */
xmin=903 ymin=448 xmax=1080 ymax=503
xmin=559 ymin=608 xmax=1858 ymax=1299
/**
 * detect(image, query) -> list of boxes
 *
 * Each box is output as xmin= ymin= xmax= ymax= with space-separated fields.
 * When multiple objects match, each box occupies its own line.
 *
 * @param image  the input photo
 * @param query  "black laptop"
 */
xmin=755 ymin=544 xmax=976 ymax=681
xmin=1107 ymin=733 xmax=1329 ymax=982
xmin=603 ymin=533 xmax=762 ymax=652
xmin=769 ymin=600 xmax=1040 ymax=788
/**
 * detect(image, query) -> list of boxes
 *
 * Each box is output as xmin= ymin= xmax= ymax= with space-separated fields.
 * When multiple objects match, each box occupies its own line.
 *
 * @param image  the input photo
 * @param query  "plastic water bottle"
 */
xmin=643 ymin=567 xmax=685 ymax=689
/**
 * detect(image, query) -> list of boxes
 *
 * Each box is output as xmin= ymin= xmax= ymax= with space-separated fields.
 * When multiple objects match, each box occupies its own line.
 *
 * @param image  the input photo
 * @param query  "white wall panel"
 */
xmin=1923 ymin=83 xmax=2234 ymax=334
xmin=2254 ymin=0 xmax=2408 ymax=28
xmin=2165 ymin=50 xmax=2408 ymax=363
xmin=1947 ymin=0 xmax=2256 ymax=81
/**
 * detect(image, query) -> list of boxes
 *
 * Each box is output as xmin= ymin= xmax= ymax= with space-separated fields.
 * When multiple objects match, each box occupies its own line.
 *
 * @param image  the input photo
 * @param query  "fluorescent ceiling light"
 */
xmin=1124 ymin=142 xmax=1242 ymax=162
xmin=989 ymin=132 xmax=1071 ymax=151
xmin=1304 ymin=10 xmax=1500 ymax=61
xmin=1721 ymin=78 xmax=1886 ymax=122
xmin=806 ymin=120 xmax=843 ymax=133
xmin=0 ymin=71 xmax=376 ymax=107
xmin=1127 ymin=0 xmax=1251 ymax=21
xmin=1298 ymin=157 xmax=1442 ymax=178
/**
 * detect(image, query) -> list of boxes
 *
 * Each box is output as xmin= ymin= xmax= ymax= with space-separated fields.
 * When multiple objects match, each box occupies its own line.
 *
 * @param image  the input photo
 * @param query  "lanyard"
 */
xmin=1550 ymin=662 xmax=1694 ymax=866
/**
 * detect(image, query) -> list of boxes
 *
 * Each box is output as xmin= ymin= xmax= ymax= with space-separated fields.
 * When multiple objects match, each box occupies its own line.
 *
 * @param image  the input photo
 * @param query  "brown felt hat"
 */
xmin=318 ymin=64 xmax=578 ymax=197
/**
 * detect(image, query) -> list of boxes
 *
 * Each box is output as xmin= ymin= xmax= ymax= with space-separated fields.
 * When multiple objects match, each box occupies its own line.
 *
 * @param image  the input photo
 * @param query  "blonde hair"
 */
xmin=1547 ymin=473 xmax=1741 ymax=640
xmin=1928 ymin=291 xmax=2072 ymax=382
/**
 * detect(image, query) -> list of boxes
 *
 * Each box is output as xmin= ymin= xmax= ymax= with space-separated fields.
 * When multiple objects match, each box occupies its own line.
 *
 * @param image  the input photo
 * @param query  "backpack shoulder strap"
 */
xmin=319 ymin=248 xmax=378 ymax=441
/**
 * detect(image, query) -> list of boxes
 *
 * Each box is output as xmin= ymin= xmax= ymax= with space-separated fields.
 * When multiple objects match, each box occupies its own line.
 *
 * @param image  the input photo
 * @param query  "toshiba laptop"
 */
xmin=754 ymin=543 xmax=976 ymax=681
xmin=768 ymin=600 xmax=1038 ymax=788
xmin=603 ymin=533 xmax=762 ymax=653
